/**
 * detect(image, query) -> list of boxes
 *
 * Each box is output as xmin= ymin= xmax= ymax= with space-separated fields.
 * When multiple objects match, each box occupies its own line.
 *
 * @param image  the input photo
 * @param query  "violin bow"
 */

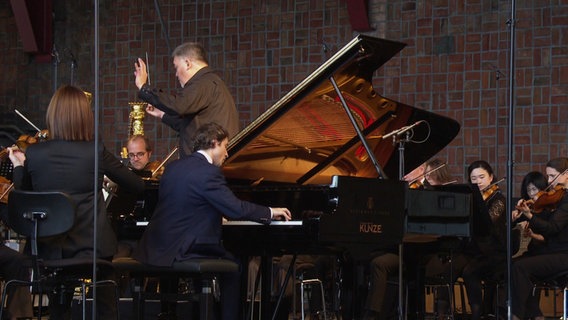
xmin=151 ymin=147 xmax=178 ymax=178
xmin=14 ymin=109 xmax=42 ymax=133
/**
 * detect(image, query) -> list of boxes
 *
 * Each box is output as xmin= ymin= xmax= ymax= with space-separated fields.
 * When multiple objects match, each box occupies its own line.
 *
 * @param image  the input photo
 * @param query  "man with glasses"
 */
xmin=126 ymin=135 xmax=155 ymax=174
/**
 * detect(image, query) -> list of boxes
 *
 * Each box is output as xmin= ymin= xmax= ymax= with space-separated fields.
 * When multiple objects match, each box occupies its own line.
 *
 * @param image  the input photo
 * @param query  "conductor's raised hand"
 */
xmin=134 ymin=58 xmax=148 ymax=90
xmin=271 ymin=207 xmax=292 ymax=221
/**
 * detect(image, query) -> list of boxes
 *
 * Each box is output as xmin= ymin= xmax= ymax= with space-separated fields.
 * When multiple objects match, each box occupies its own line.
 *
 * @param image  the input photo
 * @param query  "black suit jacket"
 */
xmin=134 ymin=152 xmax=271 ymax=266
xmin=139 ymin=66 xmax=240 ymax=158
xmin=13 ymin=140 xmax=145 ymax=259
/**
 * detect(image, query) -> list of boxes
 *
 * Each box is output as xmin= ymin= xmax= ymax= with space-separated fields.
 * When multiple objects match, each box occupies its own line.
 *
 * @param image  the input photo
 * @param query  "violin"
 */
xmin=0 ymin=176 xmax=13 ymax=204
xmin=409 ymin=180 xmax=423 ymax=189
xmin=515 ymin=169 xmax=568 ymax=214
xmin=0 ymin=131 xmax=48 ymax=204
xmin=145 ymin=147 xmax=178 ymax=180
xmin=408 ymin=163 xmax=447 ymax=189
xmin=481 ymin=178 xmax=505 ymax=201
xmin=529 ymin=185 xmax=566 ymax=213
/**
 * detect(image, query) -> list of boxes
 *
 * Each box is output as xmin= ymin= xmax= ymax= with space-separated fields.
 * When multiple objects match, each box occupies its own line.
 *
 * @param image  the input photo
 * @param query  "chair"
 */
xmin=0 ymin=190 xmax=119 ymax=319
xmin=112 ymin=256 xmax=239 ymax=320
xmin=532 ymin=270 xmax=568 ymax=319
xmin=294 ymin=263 xmax=327 ymax=320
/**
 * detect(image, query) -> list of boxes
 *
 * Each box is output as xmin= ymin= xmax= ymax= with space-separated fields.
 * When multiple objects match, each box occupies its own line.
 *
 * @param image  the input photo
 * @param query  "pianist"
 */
xmin=133 ymin=122 xmax=291 ymax=320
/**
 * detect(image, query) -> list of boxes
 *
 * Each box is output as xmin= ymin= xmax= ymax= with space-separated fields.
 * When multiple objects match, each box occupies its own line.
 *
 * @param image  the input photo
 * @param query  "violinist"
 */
xmin=512 ymin=171 xmax=549 ymax=254
xmin=508 ymin=171 xmax=548 ymax=320
xmin=362 ymin=158 xmax=454 ymax=320
xmin=431 ymin=160 xmax=507 ymax=320
xmin=511 ymin=157 xmax=568 ymax=320
xmin=8 ymin=85 xmax=145 ymax=320
xmin=126 ymin=134 xmax=164 ymax=179
xmin=423 ymin=158 xmax=454 ymax=188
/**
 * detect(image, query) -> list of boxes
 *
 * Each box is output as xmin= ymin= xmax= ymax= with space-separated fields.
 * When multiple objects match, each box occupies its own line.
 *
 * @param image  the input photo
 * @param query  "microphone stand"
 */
xmin=51 ymin=44 xmax=60 ymax=93
xmin=69 ymin=52 xmax=77 ymax=86
xmin=505 ymin=0 xmax=517 ymax=319
xmin=393 ymin=130 xmax=411 ymax=320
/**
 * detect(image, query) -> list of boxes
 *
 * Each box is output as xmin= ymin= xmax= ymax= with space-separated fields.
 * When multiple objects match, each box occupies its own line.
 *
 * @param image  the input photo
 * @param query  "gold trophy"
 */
xmin=128 ymin=102 xmax=147 ymax=136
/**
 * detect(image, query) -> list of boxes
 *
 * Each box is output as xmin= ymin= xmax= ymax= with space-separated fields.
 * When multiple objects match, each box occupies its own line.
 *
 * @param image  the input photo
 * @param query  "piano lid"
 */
xmin=223 ymin=35 xmax=460 ymax=185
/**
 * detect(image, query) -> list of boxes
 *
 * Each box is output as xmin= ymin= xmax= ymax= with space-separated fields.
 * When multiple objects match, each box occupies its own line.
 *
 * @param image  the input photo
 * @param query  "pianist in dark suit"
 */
xmin=134 ymin=122 xmax=291 ymax=320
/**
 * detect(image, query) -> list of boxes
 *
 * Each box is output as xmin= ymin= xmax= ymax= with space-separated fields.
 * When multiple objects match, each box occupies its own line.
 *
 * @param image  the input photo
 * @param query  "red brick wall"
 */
xmin=0 ymin=0 xmax=566 ymax=193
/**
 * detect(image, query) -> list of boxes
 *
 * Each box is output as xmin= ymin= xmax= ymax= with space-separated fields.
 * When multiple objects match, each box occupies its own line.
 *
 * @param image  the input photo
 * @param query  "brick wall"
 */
xmin=0 ymin=0 xmax=566 ymax=193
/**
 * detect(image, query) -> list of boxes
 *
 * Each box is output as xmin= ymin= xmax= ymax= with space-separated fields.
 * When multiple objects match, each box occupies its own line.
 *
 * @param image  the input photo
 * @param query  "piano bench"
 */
xmin=112 ymin=257 xmax=239 ymax=320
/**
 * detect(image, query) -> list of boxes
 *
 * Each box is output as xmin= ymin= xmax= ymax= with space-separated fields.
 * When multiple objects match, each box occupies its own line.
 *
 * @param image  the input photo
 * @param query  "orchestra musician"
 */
xmin=508 ymin=171 xmax=548 ymax=320
xmin=429 ymin=160 xmax=507 ymax=320
xmin=133 ymin=122 xmax=291 ymax=320
xmin=362 ymin=158 xmax=454 ymax=320
xmin=511 ymin=157 xmax=568 ymax=320
xmin=514 ymin=171 xmax=549 ymax=256
xmin=423 ymin=158 xmax=455 ymax=188
xmin=7 ymin=85 xmax=145 ymax=320
xmin=134 ymin=42 xmax=240 ymax=158
xmin=125 ymin=134 xmax=161 ymax=177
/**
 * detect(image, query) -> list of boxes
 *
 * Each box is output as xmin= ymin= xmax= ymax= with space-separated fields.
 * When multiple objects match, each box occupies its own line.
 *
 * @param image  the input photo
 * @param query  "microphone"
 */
xmin=65 ymin=48 xmax=78 ymax=69
xmin=51 ymin=44 xmax=60 ymax=64
xmin=382 ymin=121 xmax=424 ymax=140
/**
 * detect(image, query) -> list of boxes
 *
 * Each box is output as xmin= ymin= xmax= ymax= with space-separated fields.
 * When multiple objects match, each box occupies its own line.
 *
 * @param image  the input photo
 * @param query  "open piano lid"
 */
xmin=223 ymin=35 xmax=460 ymax=185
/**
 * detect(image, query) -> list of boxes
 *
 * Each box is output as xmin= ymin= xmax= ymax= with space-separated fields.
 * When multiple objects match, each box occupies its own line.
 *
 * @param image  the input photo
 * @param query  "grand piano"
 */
xmin=221 ymin=34 xmax=461 ymax=319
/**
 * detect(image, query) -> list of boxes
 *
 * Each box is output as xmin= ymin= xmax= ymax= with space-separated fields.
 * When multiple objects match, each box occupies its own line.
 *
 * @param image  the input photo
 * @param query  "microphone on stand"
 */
xmin=51 ymin=44 xmax=61 ymax=64
xmin=65 ymin=48 xmax=78 ymax=85
xmin=68 ymin=50 xmax=78 ymax=70
xmin=382 ymin=120 xmax=425 ymax=140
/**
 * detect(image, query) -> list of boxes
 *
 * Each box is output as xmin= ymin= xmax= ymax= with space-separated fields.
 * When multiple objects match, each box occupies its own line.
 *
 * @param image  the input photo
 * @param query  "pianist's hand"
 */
xmin=270 ymin=207 xmax=292 ymax=221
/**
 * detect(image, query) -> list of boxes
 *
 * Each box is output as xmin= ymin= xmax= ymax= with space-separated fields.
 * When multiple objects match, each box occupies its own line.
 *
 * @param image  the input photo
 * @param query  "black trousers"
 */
xmin=511 ymin=252 xmax=568 ymax=319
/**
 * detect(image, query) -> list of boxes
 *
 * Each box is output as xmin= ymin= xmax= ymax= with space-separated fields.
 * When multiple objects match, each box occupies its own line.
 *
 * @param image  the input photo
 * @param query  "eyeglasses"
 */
xmin=128 ymin=152 xmax=147 ymax=159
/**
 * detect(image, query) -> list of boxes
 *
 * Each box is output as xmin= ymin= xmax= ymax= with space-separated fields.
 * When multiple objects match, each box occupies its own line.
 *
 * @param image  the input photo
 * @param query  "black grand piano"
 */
xmin=221 ymin=35 xmax=461 ymax=319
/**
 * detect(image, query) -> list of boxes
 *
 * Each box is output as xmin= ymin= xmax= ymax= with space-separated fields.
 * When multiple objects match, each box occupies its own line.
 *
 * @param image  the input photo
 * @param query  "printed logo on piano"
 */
xmin=359 ymin=222 xmax=383 ymax=233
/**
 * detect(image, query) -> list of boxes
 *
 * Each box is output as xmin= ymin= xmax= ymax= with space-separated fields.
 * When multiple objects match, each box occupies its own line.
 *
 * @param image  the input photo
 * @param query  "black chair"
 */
xmin=112 ymin=256 xmax=239 ymax=320
xmin=0 ymin=190 xmax=119 ymax=319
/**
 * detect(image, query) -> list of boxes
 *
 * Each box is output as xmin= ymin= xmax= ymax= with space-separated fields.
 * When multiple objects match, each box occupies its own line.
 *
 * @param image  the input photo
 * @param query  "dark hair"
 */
xmin=520 ymin=171 xmax=547 ymax=200
xmin=172 ymin=42 xmax=208 ymax=64
xmin=546 ymin=157 xmax=568 ymax=173
xmin=467 ymin=160 xmax=495 ymax=183
xmin=191 ymin=122 xmax=229 ymax=152
xmin=127 ymin=134 xmax=152 ymax=152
